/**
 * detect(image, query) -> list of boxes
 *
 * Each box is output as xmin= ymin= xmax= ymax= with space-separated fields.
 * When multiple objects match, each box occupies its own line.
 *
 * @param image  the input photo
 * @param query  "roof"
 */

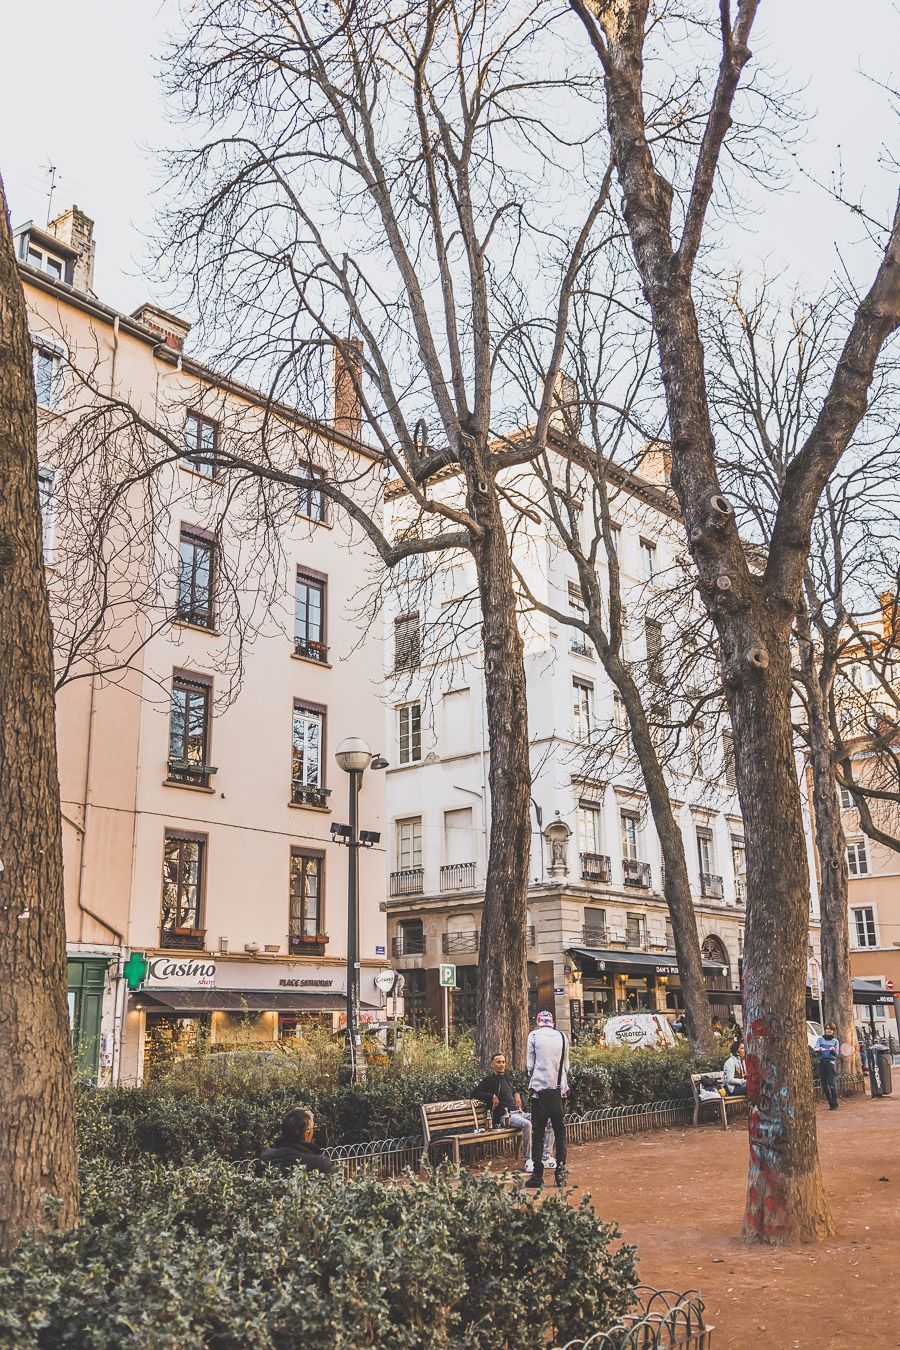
xmin=14 ymin=221 xmax=81 ymax=260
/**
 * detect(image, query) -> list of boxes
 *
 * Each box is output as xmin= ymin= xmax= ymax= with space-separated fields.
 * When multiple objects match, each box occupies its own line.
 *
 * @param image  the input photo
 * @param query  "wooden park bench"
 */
xmin=420 ymin=1098 xmax=520 ymax=1166
xmin=690 ymin=1071 xmax=747 ymax=1130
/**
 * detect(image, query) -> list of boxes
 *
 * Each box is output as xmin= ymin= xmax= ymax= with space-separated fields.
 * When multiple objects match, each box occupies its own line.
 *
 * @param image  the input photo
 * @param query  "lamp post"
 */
xmin=334 ymin=737 xmax=385 ymax=1084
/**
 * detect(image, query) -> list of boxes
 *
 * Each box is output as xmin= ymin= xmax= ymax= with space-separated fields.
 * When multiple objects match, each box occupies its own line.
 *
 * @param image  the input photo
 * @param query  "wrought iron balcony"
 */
xmin=580 ymin=852 xmax=611 ymax=883
xmin=626 ymin=928 xmax=649 ymax=950
xmin=290 ymin=783 xmax=332 ymax=809
xmin=392 ymin=932 xmax=426 ymax=957
xmin=582 ymin=924 xmax=608 ymax=946
xmin=289 ymin=933 xmax=328 ymax=956
xmin=294 ymin=637 xmax=329 ymax=663
xmin=159 ymin=927 xmax=206 ymax=951
xmin=390 ymin=868 xmax=425 ymax=898
xmin=649 ymin=935 xmax=675 ymax=953
xmin=570 ymin=637 xmax=592 ymax=657
xmin=622 ymin=858 xmax=652 ymax=888
xmin=700 ymin=872 xmax=724 ymax=900
xmin=442 ymin=930 xmax=479 ymax=954
xmin=440 ymin=862 xmax=476 ymax=892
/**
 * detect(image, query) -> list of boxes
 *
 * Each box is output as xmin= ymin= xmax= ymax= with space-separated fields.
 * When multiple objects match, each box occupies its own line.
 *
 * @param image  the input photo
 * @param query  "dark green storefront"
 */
xmin=67 ymin=957 xmax=108 ymax=1078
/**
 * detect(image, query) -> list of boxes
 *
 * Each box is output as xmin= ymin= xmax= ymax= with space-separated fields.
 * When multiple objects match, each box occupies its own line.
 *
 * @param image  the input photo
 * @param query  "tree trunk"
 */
xmin=800 ymin=639 xmax=860 ymax=1074
xmin=0 ymin=177 xmax=79 ymax=1256
xmin=472 ymin=474 xmax=531 ymax=1067
xmin=607 ymin=654 xmax=717 ymax=1058
xmin=721 ymin=613 xmax=835 ymax=1243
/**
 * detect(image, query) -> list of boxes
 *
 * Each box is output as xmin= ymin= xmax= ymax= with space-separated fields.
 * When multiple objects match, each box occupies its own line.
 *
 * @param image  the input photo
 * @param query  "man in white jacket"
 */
xmin=523 ymin=1010 xmax=569 ymax=1189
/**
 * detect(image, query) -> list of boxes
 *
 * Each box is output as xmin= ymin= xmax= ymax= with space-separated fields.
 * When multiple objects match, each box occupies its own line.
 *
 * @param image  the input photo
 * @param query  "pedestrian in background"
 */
xmin=814 ymin=1022 xmax=841 ymax=1110
xmin=524 ymin=1011 xmax=568 ymax=1190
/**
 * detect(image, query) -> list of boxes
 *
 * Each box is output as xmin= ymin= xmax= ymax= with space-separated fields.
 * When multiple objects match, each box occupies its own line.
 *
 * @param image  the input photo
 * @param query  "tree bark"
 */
xmin=799 ymin=636 xmax=860 ymax=1074
xmin=472 ymin=471 xmax=531 ymax=1067
xmin=605 ymin=651 xmax=717 ymax=1058
xmin=0 ymin=176 xmax=79 ymax=1256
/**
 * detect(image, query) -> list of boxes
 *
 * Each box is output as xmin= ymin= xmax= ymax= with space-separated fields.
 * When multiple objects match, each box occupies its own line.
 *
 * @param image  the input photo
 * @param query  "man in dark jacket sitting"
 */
xmin=259 ymin=1106 xmax=337 ymax=1175
xmin=472 ymin=1052 xmax=554 ymax=1174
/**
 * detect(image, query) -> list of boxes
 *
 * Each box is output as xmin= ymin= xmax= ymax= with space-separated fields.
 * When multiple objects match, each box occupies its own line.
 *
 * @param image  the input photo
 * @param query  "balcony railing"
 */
xmin=294 ymin=637 xmax=329 ymax=663
xmin=580 ymin=852 xmax=611 ymax=883
xmin=390 ymin=868 xmax=425 ymax=898
xmin=159 ymin=927 xmax=206 ymax=951
xmin=735 ymin=878 xmax=746 ymax=904
xmin=570 ymin=638 xmax=592 ymax=657
xmin=582 ymin=924 xmax=608 ymax=946
xmin=622 ymin=858 xmax=652 ymax=888
xmin=626 ymin=927 xmax=648 ymax=949
xmin=167 ymin=758 xmax=217 ymax=788
xmin=442 ymin=930 xmax=479 ymax=954
xmin=700 ymin=872 xmax=724 ymax=900
xmin=290 ymin=783 xmax=332 ymax=809
xmin=649 ymin=935 xmax=675 ymax=953
xmin=289 ymin=934 xmax=328 ymax=956
xmin=392 ymin=932 xmax=426 ymax=957
xmin=526 ymin=924 xmax=536 ymax=947
xmin=440 ymin=862 xmax=477 ymax=892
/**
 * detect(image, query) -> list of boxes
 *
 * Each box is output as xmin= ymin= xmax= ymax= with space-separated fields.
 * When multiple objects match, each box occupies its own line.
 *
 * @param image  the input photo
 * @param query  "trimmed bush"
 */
xmin=0 ymin=1161 xmax=637 ymax=1349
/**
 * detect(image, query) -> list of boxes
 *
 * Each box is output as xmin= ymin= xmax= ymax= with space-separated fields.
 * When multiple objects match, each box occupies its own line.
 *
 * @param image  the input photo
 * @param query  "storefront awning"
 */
xmin=570 ymin=948 xmax=730 ymax=978
xmin=133 ymin=990 xmax=379 ymax=1014
xmin=849 ymin=980 xmax=895 ymax=1007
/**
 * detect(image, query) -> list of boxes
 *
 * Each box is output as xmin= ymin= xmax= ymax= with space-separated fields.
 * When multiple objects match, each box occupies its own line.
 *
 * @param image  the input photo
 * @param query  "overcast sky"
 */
xmin=2 ymin=1 xmax=897 ymax=320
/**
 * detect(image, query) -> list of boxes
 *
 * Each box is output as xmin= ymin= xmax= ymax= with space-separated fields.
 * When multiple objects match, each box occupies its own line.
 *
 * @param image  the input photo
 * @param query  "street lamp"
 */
xmin=334 ymin=737 xmax=385 ymax=1083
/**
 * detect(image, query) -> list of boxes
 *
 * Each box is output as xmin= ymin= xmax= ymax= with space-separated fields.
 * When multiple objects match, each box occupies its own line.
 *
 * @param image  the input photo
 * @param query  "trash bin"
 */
xmin=868 ymin=1043 xmax=892 ymax=1097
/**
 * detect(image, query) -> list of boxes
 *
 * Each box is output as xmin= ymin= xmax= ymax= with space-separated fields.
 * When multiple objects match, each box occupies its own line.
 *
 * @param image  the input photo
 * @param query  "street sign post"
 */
xmin=439 ymin=964 xmax=456 ymax=1048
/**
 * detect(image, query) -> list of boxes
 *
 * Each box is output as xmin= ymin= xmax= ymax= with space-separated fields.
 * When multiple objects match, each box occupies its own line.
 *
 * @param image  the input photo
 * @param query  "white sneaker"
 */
xmin=545 ymin=1158 xmax=557 ymax=1170
xmin=524 ymin=1159 xmax=534 ymax=1174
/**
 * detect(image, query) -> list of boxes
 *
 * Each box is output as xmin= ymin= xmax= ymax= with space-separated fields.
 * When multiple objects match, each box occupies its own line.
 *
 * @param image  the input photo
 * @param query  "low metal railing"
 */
xmin=553 ymin=1286 xmax=712 ymax=1350
xmin=390 ymin=868 xmax=425 ymax=897
xmin=443 ymin=930 xmax=479 ymax=954
xmin=392 ymin=932 xmax=426 ymax=957
xmin=581 ymin=852 xmax=612 ymax=883
xmin=700 ymin=873 xmax=724 ymax=900
xmin=583 ymin=925 xmax=608 ymax=946
xmin=440 ymin=862 xmax=477 ymax=891
xmin=623 ymin=859 xmax=652 ymax=888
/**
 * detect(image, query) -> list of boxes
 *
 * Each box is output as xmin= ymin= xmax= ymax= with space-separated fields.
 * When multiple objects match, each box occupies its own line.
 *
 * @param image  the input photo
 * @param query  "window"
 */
xmin=626 ymin=912 xmax=646 ymax=947
xmin=397 ymin=817 xmax=423 ymax=871
xmin=161 ymin=832 xmax=205 ymax=935
xmin=609 ymin=523 xmax=621 ymax=557
xmin=689 ymin=718 xmax=706 ymax=770
xmin=584 ymin=906 xmax=606 ymax=939
xmin=846 ymin=839 xmax=869 ymax=877
xmin=639 ymin=538 xmax=656 ymax=582
xmin=295 ymin=570 xmax=327 ymax=661
xmin=852 ymin=906 xmax=877 ymax=948
xmin=613 ymin=693 xmax=631 ymax=752
xmin=572 ymin=678 xmax=594 ymax=739
xmin=168 ymin=673 xmax=213 ymax=786
xmin=731 ymin=835 xmax=746 ymax=900
xmin=33 ymin=345 xmax=62 ymax=409
xmin=289 ymin=850 xmax=324 ymax=943
xmin=291 ymin=703 xmax=327 ymax=807
xmin=394 ymin=611 xmax=421 ymax=672
xmin=723 ymin=731 xmax=737 ymax=789
xmin=26 ymin=242 xmax=65 ymax=279
xmin=177 ymin=527 xmax=215 ymax=628
xmin=38 ymin=466 xmax=55 ymax=559
xmin=568 ymin=582 xmax=590 ymax=655
xmin=644 ymin=618 xmax=663 ymax=685
xmin=577 ymin=802 xmax=603 ymax=855
xmin=696 ymin=826 xmax=715 ymax=876
xmin=398 ymin=702 xmax=422 ymax=764
xmin=665 ymin=918 xmax=674 ymax=950
xmin=182 ymin=412 xmax=217 ymax=477
xmin=839 ymin=785 xmax=854 ymax=811
xmin=620 ymin=810 xmax=639 ymax=861
xmin=444 ymin=807 xmax=474 ymax=867
xmin=297 ymin=464 xmax=327 ymax=522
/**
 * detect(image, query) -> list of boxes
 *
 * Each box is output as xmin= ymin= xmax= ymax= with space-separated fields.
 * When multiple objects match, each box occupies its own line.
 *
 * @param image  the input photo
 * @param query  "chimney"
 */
xmin=47 ymin=205 xmax=95 ymax=293
xmin=132 ymin=303 xmax=192 ymax=353
xmin=333 ymin=340 xmax=363 ymax=440
xmin=637 ymin=441 xmax=672 ymax=486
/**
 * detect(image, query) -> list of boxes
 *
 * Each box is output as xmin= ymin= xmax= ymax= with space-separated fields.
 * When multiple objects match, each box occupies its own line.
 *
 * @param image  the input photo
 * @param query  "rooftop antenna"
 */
xmin=44 ymin=161 xmax=59 ymax=226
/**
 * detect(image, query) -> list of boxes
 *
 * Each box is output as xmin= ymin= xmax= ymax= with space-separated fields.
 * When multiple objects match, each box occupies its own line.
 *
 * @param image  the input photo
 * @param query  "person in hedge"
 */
xmin=259 ymin=1106 xmax=337 ymax=1175
xmin=471 ymin=1051 xmax=555 ymax=1174
xmin=722 ymin=1039 xmax=747 ymax=1097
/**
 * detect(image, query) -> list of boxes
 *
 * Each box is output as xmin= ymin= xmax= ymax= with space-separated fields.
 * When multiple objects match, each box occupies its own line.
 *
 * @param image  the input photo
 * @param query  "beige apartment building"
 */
xmin=17 ymin=207 xmax=388 ymax=1082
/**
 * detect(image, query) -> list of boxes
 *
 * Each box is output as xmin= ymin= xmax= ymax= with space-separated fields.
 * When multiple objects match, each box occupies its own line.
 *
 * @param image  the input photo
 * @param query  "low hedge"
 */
xmin=0 ymin=1161 xmax=638 ymax=1349
xmin=76 ymin=1046 xmax=724 ymax=1163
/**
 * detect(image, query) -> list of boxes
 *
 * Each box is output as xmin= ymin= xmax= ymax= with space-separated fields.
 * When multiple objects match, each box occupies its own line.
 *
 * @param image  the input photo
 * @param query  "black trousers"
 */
xmin=819 ymin=1059 xmax=838 ymax=1109
xmin=531 ymin=1088 xmax=566 ymax=1175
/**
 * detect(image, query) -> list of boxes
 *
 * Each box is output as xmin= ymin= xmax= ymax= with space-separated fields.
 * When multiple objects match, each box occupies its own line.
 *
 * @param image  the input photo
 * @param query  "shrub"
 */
xmin=0 ymin=1161 xmax=638 ymax=1349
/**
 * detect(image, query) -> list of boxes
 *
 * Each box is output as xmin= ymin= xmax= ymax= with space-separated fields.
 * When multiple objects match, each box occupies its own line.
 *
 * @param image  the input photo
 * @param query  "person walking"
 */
xmin=471 ymin=1051 xmax=554 ymax=1173
xmin=814 ymin=1022 xmax=841 ymax=1110
xmin=523 ymin=1010 xmax=569 ymax=1190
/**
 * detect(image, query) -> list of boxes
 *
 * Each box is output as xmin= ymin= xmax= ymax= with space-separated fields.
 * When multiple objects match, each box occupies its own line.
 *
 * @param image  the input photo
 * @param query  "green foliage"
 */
xmin=0 ymin=1161 xmax=637 ymax=1349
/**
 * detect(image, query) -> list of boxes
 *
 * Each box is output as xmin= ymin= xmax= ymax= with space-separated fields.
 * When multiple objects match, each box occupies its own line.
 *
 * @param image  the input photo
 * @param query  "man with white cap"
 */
xmin=523 ymin=1010 xmax=569 ymax=1189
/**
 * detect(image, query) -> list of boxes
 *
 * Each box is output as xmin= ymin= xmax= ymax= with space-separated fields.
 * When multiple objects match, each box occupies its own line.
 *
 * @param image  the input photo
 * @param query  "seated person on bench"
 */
xmin=472 ymin=1051 xmax=554 ymax=1173
xmin=723 ymin=1039 xmax=747 ymax=1097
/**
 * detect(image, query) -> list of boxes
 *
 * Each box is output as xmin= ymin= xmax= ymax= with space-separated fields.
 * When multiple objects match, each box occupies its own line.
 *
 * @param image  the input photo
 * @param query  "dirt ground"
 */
xmin=557 ymin=1091 xmax=900 ymax=1350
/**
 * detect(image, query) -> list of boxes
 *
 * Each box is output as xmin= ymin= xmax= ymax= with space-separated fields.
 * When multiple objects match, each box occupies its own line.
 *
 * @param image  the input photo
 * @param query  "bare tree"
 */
xmin=571 ymin=0 xmax=900 ymax=1241
xmin=0 ymin=177 xmax=78 ymax=1255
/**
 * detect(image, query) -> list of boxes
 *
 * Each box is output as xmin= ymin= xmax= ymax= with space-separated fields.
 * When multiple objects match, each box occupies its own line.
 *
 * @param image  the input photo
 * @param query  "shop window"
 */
xmin=451 ymin=965 xmax=478 ymax=1031
xmin=404 ymin=968 xmax=429 ymax=1025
